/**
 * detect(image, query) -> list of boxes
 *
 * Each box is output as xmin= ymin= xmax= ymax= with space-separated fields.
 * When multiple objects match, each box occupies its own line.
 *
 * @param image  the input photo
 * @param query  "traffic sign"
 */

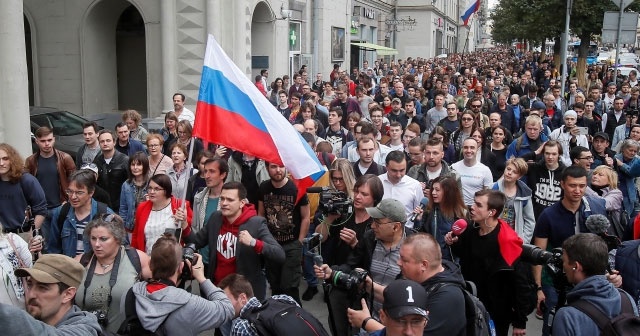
xmin=611 ymin=0 xmax=633 ymax=10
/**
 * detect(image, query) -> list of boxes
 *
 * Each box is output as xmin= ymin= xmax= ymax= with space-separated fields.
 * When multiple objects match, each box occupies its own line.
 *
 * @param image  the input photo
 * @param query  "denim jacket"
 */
xmin=119 ymin=180 xmax=147 ymax=231
xmin=46 ymin=199 xmax=114 ymax=257
xmin=615 ymin=153 xmax=640 ymax=215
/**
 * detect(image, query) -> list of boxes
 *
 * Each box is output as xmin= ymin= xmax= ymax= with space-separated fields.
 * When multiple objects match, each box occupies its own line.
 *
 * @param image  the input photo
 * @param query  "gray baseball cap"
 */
xmin=366 ymin=199 xmax=407 ymax=223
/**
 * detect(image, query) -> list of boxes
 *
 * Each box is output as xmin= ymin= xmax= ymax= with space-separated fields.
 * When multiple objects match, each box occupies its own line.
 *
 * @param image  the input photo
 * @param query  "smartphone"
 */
xmin=578 ymin=127 xmax=589 ymax=135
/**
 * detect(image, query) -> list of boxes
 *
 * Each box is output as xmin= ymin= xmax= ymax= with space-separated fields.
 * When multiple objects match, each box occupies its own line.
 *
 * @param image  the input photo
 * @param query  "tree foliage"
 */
xmin=491 ymin=0 xmax=640 ymax=87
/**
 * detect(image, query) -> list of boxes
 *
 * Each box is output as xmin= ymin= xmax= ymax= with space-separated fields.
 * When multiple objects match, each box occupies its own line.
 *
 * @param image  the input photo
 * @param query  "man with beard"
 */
xmin=0 ymin=254 xmax=101 ymax=335
xmin=408 ymin=138 xmax=460 ymax=197
xmin=258 ymin=163 xmax=310 ymax=305
xmin=171 ymin=93 xmax=195 ymax=124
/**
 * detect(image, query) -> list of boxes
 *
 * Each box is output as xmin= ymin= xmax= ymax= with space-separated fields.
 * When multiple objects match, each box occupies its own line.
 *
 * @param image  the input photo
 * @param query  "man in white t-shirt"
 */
xmin=452 ymin=138 xmax=493 ymax=205
xmin=172 ymin=93 xmax=195 ymax=124
xmin=379 ymin=151 xmax=424 ymax=228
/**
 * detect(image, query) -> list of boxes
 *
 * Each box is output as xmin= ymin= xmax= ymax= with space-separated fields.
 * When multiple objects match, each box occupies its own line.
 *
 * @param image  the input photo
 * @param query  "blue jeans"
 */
xmin=302 ymin=223 xmax=319 ymax=287
xmin=542 ymin=284 xmax=559 ymax=336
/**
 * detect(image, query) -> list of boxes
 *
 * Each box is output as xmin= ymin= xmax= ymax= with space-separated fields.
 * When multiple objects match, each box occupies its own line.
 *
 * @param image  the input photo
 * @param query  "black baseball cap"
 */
xmin=383 ymin=279 xmax=428 ymax=320
xmin=593 ymin=132 xmax=609 ymax=142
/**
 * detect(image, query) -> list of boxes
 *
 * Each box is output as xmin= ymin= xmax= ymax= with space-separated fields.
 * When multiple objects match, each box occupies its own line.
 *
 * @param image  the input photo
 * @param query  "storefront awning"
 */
xmin=350 ymin=42 xmax=398 ymax=56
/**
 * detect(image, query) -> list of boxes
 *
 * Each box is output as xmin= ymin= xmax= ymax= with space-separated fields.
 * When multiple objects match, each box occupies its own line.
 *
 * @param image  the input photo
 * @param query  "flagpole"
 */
xmin=180 ymin=135 xmax=197 ymax=209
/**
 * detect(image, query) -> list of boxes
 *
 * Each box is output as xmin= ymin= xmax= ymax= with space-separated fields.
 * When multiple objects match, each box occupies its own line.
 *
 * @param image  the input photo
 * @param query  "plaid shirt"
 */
xmin=230 ymin=295 xmax=299 ymax=336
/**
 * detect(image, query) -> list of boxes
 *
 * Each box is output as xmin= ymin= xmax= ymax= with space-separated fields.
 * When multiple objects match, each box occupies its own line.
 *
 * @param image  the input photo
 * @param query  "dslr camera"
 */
xmin=181 ymin=243 xmax=198 ymax=281
xmin=520 ymin=244 xmax=563 ymax=275
xmin=329 ymin=268 xmax=368 ymax=291
xmin=307 ymin=187 xmax=353 ymax=216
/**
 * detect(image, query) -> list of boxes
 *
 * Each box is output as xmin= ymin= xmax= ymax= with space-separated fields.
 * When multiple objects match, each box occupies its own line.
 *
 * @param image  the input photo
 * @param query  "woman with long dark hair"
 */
xmin=119 ymin=152 xmax=150 ymax=234
xmin=421 ymin=176 xmax=467 ymax=261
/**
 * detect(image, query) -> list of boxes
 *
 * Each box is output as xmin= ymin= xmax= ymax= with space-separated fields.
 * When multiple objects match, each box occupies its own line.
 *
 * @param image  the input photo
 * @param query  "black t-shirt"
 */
xmin=325 ymin=215 xmax=372 ymax=266
xmin=36 ymin=155 xmax=61 ymax=208
xmin=259 ymin=179 xmax=309 ymax=243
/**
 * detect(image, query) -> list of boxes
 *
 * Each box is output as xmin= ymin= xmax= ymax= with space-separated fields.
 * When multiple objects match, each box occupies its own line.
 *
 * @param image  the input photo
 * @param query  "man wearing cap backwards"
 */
xmin=315 ymin=198 xmax=415 ymax=331
xmin=0 ymin=254 xmax=102 ymax=335
xmin=370 ymin=279 xmax=429 ymax=336
xmin=549 ymin=110 xmax=589 ymax=166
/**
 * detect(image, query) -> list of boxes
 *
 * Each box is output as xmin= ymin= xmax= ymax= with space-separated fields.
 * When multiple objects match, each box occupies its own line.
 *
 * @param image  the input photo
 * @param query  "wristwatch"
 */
xmin=250 ymin=238 xmax=256 ymax=247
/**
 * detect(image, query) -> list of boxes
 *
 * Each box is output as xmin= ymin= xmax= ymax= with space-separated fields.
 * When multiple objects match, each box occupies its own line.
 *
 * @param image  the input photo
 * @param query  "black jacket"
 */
xmin=420 ymin=260 xmax=467 ymax=336
xmin=334 ymin=226 xmax=415 ymax=274
xmin=93 ymin=151 xmax=128 ymax=212
xmin=184 ymin=210 xmax=285 ymax=300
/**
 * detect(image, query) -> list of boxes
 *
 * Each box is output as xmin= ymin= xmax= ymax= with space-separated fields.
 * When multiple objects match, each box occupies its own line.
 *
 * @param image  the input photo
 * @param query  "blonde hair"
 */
xmin=525 ymin=114 xmax=543 ymax=128
xmin=592 ymin=165 xmax=618 ymax=189
xmin=505 ymin=157 xmax=528 ymax=176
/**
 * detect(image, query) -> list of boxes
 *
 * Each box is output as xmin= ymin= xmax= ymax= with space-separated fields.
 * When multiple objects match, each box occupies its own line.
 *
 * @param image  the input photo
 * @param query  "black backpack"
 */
xmin=116 ymin=288 xmax=160 ymax=336
xmin=570 ymin=288 xmax=640 ymax=336
xmin=427 ymin=282 xmax=495 ymax=336
xmin=243 ymin=297 xmax=329 ymax=336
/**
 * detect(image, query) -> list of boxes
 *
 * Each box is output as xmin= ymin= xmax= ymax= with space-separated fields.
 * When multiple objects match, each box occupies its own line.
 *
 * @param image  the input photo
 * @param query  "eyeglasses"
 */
xmin=388 ymin=317 xmax=428 ymax=328
xmin=462 ymin=118 xmax=474 ymax=121
xmin=148 ymin=187 xmax=165 ymax=192
xmin=471 ymin=105 xmax=482 ymax=108
xmin=579 ymin=156 xmax=594 ymax=161
xmin=148 ymin=144 xmax=161 ymax=148
xmin=66 ymin=189 xmax=87 ymax=197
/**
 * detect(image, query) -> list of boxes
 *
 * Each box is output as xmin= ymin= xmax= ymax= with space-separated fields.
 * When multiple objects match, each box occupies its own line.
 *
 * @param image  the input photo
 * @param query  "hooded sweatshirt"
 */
xmin=420 ymin=260 xmax=467 ymax=336
xmin=552 ymin=275 xmax=638 ymax=336
xmin=132 ymin=278 xmax=234 ymax=335
xmin=214 ymin=203 xmax=260 ymax=283
xmin=526 ymin=159 xmax=566 ymax=218
xmin=0 ymin=304 xmax=101 ymax=336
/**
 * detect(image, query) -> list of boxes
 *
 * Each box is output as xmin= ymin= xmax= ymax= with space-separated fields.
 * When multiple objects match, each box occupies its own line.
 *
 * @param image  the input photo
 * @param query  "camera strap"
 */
xmin=82 ymin=247 xmax=123 ymax=310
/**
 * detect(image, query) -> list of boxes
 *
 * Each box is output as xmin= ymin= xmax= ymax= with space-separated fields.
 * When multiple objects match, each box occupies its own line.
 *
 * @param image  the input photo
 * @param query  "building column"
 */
xmin=0 ymin=0 xmax=31 ymax=157
xmin=161 ymin=0 xmax=176 ymax=110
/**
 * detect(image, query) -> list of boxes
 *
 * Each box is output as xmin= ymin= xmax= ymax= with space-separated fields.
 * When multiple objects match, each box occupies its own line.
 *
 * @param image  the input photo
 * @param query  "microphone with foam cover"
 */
xmin=451 ymin=219 xmax=468 ymax=237
xmin=585 ymin=214 xmax=620 ymax=251
xmin=585 ymin=214 xmax=610 ymax=235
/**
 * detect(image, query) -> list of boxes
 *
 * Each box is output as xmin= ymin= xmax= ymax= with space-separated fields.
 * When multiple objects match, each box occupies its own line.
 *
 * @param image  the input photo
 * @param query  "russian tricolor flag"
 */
xmin=461 ymin=0 xmax=481 ymax=26
xmin=193 ymin=35 xmax=325 ymax=200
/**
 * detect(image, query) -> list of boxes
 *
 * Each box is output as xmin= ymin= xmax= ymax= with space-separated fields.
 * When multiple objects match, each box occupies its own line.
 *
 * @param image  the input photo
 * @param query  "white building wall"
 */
xmin=20 ymin=0 xmax=350 ymax=119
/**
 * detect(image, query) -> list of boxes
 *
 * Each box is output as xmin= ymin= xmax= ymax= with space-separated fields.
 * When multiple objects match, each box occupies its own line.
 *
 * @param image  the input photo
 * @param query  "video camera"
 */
xmin=520 ymin=244 xmax=563 ymax=275
xmin=306 ymin=187 xmax=353 ymax=216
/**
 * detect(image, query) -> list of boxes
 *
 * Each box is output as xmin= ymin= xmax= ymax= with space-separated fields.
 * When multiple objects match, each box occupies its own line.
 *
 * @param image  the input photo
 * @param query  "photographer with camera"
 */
xmin=132 ymin=233 xmax=234 ymax=335
xmin=552 ymin=233 xmax=639 ymax=336
xmin=315 ymin=198 xmax=415 ymax=335
xmin=532 ymin=166 xmax=607 ymax=336
xmin=313 ymin=173 xmax=383 ymax=335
